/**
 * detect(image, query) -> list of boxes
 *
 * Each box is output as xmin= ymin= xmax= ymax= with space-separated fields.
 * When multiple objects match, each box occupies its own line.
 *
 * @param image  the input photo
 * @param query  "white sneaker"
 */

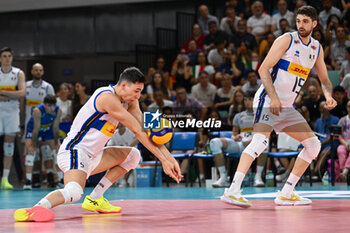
xmin=221 ymin=188 xmax=252 ymax=207
xmin=212 ymin=177 xmax=230 ymax=188
xmin=254 ymin=174 xmax=265 ymax=187
xmin=274 ymin=190 xmax=312 ymax=206
xmin=276 ymin=172 xmax=289 ymax=182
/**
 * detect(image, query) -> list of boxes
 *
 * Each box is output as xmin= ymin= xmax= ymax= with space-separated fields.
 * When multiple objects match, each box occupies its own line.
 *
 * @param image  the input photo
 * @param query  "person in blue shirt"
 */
xmin=313 ymin=101 xmax=339 ymax=178
xmin=23 ymin=94 xmax=62 ymax=190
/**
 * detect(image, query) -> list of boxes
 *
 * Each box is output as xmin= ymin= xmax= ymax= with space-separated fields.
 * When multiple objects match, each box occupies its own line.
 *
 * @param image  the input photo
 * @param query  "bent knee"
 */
xmin=119 ymin=147 xmax=141 ymax=171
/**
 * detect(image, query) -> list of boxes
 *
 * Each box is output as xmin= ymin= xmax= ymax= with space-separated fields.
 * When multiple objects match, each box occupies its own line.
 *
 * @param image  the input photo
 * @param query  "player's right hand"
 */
xmin=270 ymin=98 xmax=282 ymax=116
xmin=161 ymin=159 xmax=182 ymax=183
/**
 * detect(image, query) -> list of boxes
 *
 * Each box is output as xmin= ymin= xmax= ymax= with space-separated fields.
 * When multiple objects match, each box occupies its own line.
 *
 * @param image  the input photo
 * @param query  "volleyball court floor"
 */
xmin=0 ymin=186 xmax=349 ymax=233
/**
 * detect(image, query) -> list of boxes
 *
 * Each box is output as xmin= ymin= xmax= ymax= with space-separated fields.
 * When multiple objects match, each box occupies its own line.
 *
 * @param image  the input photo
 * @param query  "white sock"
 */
xmin=26 ymin=173 xmax=32 ymax=181
xmin=275 ymin=160 xmax=281 ymax=167
xmin=218 ymin=166 xmax=227 ymax=180
xmin=90 ymin=176 xmax=113 ymax=200
xmin=2 ymin=169 xmax=10 ymax=178
xmin=36 ymin=198 xmax=52 ymax=209
xmin=199 ymin=174 xmax=205 ymax=180
xmin=256 ymin=166 xmax=264 ymax=176
xmin=228 ymin=171 xmax=245 ymax=192
xmin=46 ymin=168 xmax=53 ymax=174
xmin=281 ymin=173 xmax=300 ymax=197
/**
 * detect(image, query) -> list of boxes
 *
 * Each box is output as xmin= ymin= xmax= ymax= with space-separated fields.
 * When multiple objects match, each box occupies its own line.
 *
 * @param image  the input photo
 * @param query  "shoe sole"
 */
xmin=14 ymin=206 xmax=55 ymax=222
xmin=82 ymin=205 xmax=122 ymax=214
xmin=274 ymin=199 xmax=312 ymax=206
xmin=220 ymin=195 xmax=252 ymax=208
xmin=254 ymin=183 xmax=265 ymax=187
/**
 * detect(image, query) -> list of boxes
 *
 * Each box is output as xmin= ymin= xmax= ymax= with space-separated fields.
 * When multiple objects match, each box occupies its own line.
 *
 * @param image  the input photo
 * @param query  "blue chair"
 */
xmin=170 ymin=132 xmax=198 ymax=186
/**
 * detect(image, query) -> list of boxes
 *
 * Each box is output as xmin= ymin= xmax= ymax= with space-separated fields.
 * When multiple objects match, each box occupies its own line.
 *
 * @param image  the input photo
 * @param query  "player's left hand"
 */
xmin=324 ymin=97 xmax=337 ymax=110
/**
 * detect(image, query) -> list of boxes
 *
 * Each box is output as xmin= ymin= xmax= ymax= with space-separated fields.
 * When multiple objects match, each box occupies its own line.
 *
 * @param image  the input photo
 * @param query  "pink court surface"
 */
xmin=0 ymin=198 xmax=350 ymax=233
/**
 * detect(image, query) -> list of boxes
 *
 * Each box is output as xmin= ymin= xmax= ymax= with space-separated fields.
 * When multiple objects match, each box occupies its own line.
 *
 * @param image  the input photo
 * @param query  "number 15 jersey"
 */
xmin=255 ymin=31 xmax=320 ymax=107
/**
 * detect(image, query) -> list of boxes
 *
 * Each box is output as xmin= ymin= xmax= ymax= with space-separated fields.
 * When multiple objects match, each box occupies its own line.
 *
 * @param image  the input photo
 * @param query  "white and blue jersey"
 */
xmin=60 ymin=85 xmax=128 ymax=158
xmin=0 ymin=66 xmax=21 ymax=114
xmin=254 ymin=31 xmax=320 ymax=123
xmin=26 ymin=104 xmax=59 ymax=141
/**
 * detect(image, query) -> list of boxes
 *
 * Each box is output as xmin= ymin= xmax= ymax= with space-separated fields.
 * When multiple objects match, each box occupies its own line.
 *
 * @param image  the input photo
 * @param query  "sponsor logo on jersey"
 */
xmin=311 ymin=45 xmax=317 ymax=50
xmin=26 ymin=99 xmax=44 ymax=107
xmin=294 ymin=50 xmax=300 ymax=57
xmin=100 ymin=121 xmax=117 ymax=137
xmin=0 ymin=85 xmax=16 ymax=91
xmin=287 ymin=62 xmax=311 ymax=79
xmin=294 ymin=40 xmax=300 ymax=43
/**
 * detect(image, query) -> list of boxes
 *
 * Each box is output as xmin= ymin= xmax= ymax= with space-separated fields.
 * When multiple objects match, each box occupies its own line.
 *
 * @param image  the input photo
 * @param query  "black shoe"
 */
xmin=23 ymin=179 xmax=32 ymax=190
xmin=47 ymin=172 xmax=56 ymax=188
xmin=32 ymin=174 xmax=41 ymax=188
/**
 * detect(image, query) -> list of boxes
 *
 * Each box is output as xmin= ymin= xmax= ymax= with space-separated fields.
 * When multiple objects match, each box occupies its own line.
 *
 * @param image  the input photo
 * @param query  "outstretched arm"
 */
xmin=314 ymin=46 xmax=337 ymax=110
xmin=96 ymin=93 xmax=181 ymax=183
xmin=258 ymin=34 xmax=291 ymax=115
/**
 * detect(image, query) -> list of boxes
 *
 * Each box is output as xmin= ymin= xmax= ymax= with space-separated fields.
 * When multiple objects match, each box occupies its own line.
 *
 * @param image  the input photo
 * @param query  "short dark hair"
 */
xmin=117 ymin=67 xmax=145 ymax=85
xmin=279 ymin=18 xmax=289 ymax=24
xmin=198 ymin=70 xmax=209 ymax=77
xmin=0 ymin=47 xmax=13 ymax=56
xmin=333 ymin=85 xmax=345 ymax=93
xmin=44 ymin=94 xmax=57 ymax=105
xmin=246 ymin=69 xmax=258 ymax=77
xmin=296 ymin=6 xmax=317 ymax=21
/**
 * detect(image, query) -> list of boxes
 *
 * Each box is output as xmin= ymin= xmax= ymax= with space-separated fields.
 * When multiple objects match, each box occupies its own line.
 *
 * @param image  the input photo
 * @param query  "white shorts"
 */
xmin=0 ymin=112 xmax=20 ymax=135
xmin=57 ymin=147 xmax=103 ymax=178
xmin=277 ymin=132 xmax=301 ymax=151
xmin=253 ymin=97 xmax=306 ymax=133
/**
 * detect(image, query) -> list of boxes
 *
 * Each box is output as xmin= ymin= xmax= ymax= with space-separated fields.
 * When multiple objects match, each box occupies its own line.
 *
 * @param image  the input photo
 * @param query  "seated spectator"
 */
xmin=203 ymin=20 xmax=229 ymax=54
xmin=230 ymin=19 xmax=258 ymax=53
xmin=330 ymin=86 xmax=348 ymax=118
xmin=260 ymin=32 xmax=276 ymax=59
xmin=71 ymin=81 xmax=90 ymax=119
xmin=337 ymin=99 xmax=350 ymax=182
xmin=173 ymin=87 xmax=206 ymax=119
xmin=146 ymin=71 xmax=171 ymax=102
xmin=227 ymin=88 xmax=246 ymax=125
xmin=192 ymin=51 xmax=215 ymax=81
xmin=271 ymin=0 xmax=294 ymax=32
xmin=247 ymin=51 xmax=262 ymax=72
xmin=340 ymin=47 xmax=350 ymax=81
xmin=273 ymin=18 xmax=295 ymax=38
xmin=341 ymin=73 xmax=350 ymax=99
xmin=186 ymin=39 xmax=202 ymax=66
xmin=220 ymin=6 xmax=241 ymax=36
xmin=147 ymin=89 xmax=174 ymax=112
xmin=241 ymin=70 xmax=262 ymax=95
xmin=214 ymin=73 xmax=236 ymax=118
xmin=301 ymin=85 xmax=326 ymax=128
xmin=146 ymin=57 xmax=170 ymax=86
xmin=319 ymin=0 xmax=341 ymax=33
xmin=312 ymin=29 xmax=329 ymax=63
xmin=224 ymin=0 xmax=244 ymax=18
xmin=237 ymin=41 xmax=252 ymax=69
xmin=181 ymin=24 xmax=205 ymax=52
xmin=218 ymin=49 xmax=244 ymax=86
xmin=313 ymin=101 xmax=339 ymax=178
xmin=208 ymin=38 xmax=226 ymax=69
xmin=171 ymin=53 xmax=193 ymax=93
xmin=198 ymin=4 xmax=219 ymax=35
xmin=324 ymin=14 xmax=342 ymax=44
xmin=247 ymin=1 xmax=271 ymax=42
xmin=330 ymin=25 xmax=350 ymax=70
xmin=191 ymin=71 xmax=217 ymax=107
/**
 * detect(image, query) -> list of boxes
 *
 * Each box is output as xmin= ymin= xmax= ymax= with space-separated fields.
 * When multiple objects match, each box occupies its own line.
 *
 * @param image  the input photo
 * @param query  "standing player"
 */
xmin=23 ymin=95 xmax=61 ymax=190
xmin=14 ymin=67 xmax=182 ymax=222
xmin=0 ymin=47 xmax=26 ymax=190
xmin=25 ymin=63 xmax=56 ymax=188
xmin=221 ymin=6 xmax=337 ymax=207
